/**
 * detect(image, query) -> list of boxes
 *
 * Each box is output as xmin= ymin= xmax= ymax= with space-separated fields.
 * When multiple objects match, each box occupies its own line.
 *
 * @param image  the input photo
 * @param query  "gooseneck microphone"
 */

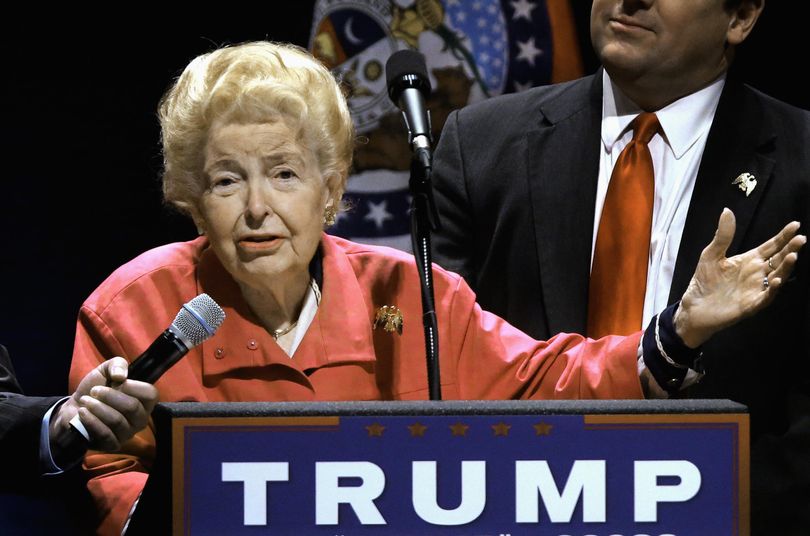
xmin=385 ymin=49 xmax=442 ymax=400
xmin=67 ymin=293 xmax=225 ymax=443
xmin=386 ymin=49 xmax=433 ymax=153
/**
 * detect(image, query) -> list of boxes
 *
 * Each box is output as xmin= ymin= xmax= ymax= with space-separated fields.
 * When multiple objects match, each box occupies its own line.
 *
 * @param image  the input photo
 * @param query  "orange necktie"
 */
xmin=587 ymin=112 xmax=660 ymax=338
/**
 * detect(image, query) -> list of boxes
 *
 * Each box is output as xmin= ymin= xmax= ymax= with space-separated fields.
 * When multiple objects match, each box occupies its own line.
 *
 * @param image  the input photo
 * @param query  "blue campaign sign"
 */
xmin=172 ymin=413 xmax=747 ymax=536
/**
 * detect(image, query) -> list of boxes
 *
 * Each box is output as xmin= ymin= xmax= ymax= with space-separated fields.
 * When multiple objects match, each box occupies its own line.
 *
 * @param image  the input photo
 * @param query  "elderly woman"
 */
xmin=68 ymin=42 xmax=803 ymax=534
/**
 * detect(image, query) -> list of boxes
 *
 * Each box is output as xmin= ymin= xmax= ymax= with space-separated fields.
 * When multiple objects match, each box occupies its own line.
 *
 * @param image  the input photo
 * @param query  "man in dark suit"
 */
xmin=0 ymin=344 xmax=158 ymax=487
xmin=432 ymin=0 xmax=809 ymax=533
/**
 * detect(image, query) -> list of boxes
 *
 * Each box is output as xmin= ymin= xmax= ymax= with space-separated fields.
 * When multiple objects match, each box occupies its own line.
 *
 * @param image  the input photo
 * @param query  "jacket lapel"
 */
xmin=668 ymin=79 xmax=776 ymax=303
xmin=528 ymin=73 xmax=603 ymax=335
xmin=196 ymin=237 xmax=377 ymax=381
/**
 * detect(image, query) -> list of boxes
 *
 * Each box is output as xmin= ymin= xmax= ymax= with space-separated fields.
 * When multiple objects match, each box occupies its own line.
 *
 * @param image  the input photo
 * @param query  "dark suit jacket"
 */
xmin=0 ymin=345 xmax=95 ymax=534
xmin=432 ymin=70 xmax=810 ymax=534
xmin=0 ymin=344 xmax=63 ymax=488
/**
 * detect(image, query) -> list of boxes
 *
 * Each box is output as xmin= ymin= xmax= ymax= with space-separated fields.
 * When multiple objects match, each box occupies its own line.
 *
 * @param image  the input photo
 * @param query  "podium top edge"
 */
xmin=155 ymin=399 xmax=747 ymax=418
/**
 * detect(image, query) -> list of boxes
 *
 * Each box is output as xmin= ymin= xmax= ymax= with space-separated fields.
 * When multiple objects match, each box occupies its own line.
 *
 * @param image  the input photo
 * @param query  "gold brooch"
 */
xmin=732 ymin=172 xmax=757 ymax=197
xmin=374 ymin=305 xmax=403 ymax=335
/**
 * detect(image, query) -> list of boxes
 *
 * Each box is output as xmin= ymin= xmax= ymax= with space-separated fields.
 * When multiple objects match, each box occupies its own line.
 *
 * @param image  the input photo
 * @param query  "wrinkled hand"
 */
xmin=674 ymin=208 xmax=806 ymax=348
xmin=51 ymin=357 xmax=159 ymax=454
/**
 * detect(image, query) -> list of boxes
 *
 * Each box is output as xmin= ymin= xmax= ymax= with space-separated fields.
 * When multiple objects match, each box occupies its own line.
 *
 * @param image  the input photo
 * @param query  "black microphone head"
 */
xmin=386 ymin=49 xmax=431 ymax=103
xmin=170 ymin=293 xmax=226 ymax=347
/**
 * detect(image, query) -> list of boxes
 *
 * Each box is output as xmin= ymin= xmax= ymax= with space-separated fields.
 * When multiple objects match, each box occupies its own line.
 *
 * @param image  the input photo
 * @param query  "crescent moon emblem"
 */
xmin=344 ymin=17 xmax=362 ymax=45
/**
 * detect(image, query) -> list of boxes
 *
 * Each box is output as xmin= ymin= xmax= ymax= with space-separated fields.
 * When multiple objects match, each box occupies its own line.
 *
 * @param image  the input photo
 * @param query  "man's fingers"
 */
xmin=780 ymin=235 xmax=806 ymax=263
xmin=117 ymin=380 xmax=160 ymax=414
xmin=756 ymin=221 xmax=801 ymax=259
xmin=108 ymin=356 xmax=129 ymax=383
xmin=77 ymin=406 xmax=121 ymax=452
xmin=80 ymin=394 xmax=133 ymax=436
xmin=85 ymin=386 xmax=149 ymax=433
xmin=757 ymin=249 xmax=800 ymax=308
xmin=71 ymin=358 xmax=157 ymax=451
xmin=98 ymin=356 xmax=129 ymax=385
xmin=74 ymin=356 xmax=130 ymax=397
xmin=769 ymin=251 xmax=799 ymax=285
xmin=763 ymin=234 xmax=805 ymax=279
xmin=703 ymin=208 xmax=736 ymax=260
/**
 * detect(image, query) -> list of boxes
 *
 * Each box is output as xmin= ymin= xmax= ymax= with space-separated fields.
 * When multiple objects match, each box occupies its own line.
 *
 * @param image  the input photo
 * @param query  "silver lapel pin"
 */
xmin=732 ymin=172 xmax=757 ymax=197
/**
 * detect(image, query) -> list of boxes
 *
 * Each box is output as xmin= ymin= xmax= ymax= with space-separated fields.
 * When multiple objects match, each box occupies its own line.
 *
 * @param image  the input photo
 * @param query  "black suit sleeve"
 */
xmin=0 ymin=345 xmax=63 ymax=489
xmin=431 ymin=109 xmax=478 ymax=284
xmin=0 ymin=344 xmax=23 ymax=393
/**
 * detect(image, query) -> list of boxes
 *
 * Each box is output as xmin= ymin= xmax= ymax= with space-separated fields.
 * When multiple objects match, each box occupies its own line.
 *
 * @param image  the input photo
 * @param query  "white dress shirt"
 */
xmin=596 ymin=73 xmax=726 ymax=388
xmin=594 ymin=72 xmax=726 ymax=328
xmin=39 ymin=397 xmax=71 ymax=475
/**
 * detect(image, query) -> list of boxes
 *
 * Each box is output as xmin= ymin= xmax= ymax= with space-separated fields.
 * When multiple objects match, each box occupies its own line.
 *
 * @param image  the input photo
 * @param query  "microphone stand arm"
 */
xmin=409 ymin=135 xmax=442 ymax=400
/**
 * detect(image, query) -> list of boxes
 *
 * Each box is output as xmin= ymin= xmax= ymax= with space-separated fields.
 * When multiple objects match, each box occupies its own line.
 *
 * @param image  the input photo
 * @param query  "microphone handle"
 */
xmin=127 ymin=329 xmax=190 ymax=384
xmin=399 ymin=87 xmax=431 ymax=143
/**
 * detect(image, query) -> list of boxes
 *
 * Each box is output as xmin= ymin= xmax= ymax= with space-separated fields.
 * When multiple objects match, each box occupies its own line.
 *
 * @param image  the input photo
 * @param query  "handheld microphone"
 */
xmin=385 ymin=49 xmax=433 ymax=153
xmin=68 ymin=293 xmax=225 ymax=441
xmin=127 ymin=293 xmax=225 ymax=383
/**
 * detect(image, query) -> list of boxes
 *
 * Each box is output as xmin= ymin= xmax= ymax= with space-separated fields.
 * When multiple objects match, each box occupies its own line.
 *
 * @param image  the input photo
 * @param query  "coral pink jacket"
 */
xmin=69 ymin=234 xmax=643 ymax=534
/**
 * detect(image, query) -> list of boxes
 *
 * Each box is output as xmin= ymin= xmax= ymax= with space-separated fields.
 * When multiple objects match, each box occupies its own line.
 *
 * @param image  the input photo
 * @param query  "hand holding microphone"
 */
xmin=50 ymin=294 xmax=224 ymax=463
xmin=51 ymin=357 xmax=158 ymax=457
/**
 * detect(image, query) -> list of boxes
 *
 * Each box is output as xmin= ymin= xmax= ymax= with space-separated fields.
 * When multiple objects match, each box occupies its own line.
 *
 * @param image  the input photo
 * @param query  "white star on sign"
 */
xmin=364 ymin=200 xmax=393 ymax=229
xmin=516 ymin=37 xmax=543 ymax=66
xmin=511 ymin=0 xmax=536 ymax=21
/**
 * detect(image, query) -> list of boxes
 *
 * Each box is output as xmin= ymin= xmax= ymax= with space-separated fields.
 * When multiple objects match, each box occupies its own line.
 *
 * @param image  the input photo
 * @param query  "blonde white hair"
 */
xmin=159 ymin=41 xmax=354 ymax=214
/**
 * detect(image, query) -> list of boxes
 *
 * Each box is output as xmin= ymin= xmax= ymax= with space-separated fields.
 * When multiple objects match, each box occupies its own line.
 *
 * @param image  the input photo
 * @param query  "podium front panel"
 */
xmin=133 ymin=400 xmax=749 ymax=536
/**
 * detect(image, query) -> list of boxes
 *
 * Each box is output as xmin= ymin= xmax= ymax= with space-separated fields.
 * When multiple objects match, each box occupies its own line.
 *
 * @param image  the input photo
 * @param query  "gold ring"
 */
xmin=768 ymin=256 xmax=774 ymax=271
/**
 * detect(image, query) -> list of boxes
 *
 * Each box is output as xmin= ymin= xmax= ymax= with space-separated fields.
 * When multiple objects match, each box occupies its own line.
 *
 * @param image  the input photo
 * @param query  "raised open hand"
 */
xmin=674 ymin=208 xmax=805 ymax=348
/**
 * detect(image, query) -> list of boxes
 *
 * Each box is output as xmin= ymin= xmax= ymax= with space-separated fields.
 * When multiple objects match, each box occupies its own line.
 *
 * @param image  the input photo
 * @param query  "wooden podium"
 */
xmin=128 ymin=399 xmax=749 ymax=535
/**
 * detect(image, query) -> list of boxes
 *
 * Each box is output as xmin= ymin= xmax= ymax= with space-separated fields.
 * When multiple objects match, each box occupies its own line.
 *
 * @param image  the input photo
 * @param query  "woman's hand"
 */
xmin=674 ymin=208 xmax=806 ymax=348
